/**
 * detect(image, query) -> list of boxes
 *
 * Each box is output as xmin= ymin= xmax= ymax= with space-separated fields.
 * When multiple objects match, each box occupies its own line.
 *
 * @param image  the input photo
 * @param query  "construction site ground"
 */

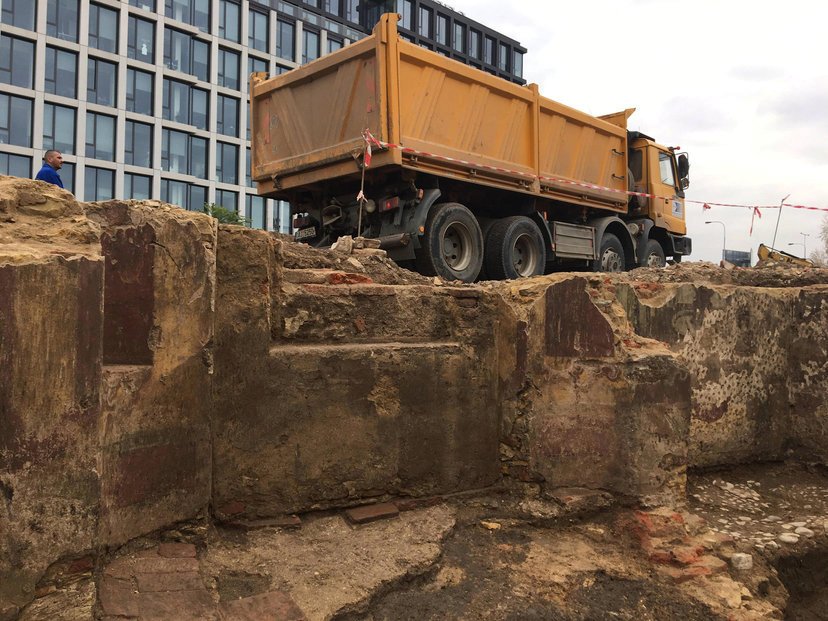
xmin=21 ymin=462 xmax=827 ymax=621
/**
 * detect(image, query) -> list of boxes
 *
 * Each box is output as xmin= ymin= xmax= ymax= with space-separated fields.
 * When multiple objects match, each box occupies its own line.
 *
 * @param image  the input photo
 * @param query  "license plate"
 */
xmin=295 ymin=226 xmax=316 ymax=240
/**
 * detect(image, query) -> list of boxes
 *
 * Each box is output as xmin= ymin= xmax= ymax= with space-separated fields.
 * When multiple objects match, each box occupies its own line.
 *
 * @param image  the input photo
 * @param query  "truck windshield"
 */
xmin=658 ymin=152 xmax=676 ymax=186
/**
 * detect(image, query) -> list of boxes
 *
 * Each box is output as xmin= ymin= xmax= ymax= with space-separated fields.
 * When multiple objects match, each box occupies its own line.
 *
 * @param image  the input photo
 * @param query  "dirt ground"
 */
xmin=19 ymin=462 xmax=821 ymax=620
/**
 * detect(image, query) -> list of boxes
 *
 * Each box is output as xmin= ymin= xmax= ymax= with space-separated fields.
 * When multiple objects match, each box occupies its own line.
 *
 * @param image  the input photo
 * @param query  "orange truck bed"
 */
xmin=250 ymin=14 xmax=628 ymax=214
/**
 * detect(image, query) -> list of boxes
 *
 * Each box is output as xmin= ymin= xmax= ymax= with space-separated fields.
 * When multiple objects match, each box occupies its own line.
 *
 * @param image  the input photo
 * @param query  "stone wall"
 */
xmin=493 ymin=276 xmax=691 ymax=505
xmin=211 ymin=228 xmax=503 ymax=519
xmin=85 ymin=202 xmax=216 ymax=545
xmin=616 ymin=280 xmax=828 ymax=468
xmin=2 ymin=176 xmax=828 ymax=616
xmin=0 ymin=179 xmax=103 ymax=614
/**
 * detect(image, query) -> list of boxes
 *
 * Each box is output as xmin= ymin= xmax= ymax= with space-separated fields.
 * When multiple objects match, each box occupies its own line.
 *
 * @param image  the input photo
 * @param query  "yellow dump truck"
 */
xmin=250 ymin=14 xmax=692 ymax=281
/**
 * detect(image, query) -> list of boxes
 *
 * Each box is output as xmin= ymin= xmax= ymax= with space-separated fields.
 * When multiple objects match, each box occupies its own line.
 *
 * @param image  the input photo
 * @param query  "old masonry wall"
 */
xmin=1 ymin=177 xmax=827 ymax=615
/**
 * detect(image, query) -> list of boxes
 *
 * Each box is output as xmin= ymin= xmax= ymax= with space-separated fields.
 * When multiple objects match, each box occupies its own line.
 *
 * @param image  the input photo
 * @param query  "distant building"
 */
xmin=0 ymin=0 xmax=525 ymax=232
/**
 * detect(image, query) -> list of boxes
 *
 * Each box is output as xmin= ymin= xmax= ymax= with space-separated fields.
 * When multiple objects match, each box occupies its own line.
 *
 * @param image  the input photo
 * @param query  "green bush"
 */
xmin=203 ymin=202 xmax=249 ymax=225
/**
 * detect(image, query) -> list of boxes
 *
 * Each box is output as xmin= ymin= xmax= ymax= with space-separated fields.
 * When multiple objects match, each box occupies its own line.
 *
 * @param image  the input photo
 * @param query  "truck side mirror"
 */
xmin=677 ymin=153 xmax=690 ymax=180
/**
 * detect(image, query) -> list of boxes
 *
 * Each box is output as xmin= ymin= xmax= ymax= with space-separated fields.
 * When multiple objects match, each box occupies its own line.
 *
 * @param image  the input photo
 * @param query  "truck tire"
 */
xmin=641 ymin=239 xmax=666 ymax=268
xmin=484 ymin=216 xmax=546 ymax=280
xmin=594 ymin=232 xmax=625 ymax=272
xmin=415 ymin=202 xmax=483 ymax=282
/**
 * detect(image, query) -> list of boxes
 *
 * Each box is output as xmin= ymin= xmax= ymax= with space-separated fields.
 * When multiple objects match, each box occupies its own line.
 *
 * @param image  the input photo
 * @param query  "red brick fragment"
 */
xmin=344 ymin=502 xmax=399 ymax=524
xmin=327 ymin=272 xmax=373 ymax=285
xmin=218 ymin=500 xmax=246 ymax=517
xmin=660 ymin=564 xmax=712 ymax=584
xmin=68 ymin=556 xmax=94 ymax=573
xmin=99 ymin=576 xmax=140 ymax=617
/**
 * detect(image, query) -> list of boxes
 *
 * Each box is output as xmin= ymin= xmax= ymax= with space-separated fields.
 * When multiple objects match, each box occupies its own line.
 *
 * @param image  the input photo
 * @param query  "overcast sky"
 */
xmin=445 ymin=0 xmax=828 ymax=263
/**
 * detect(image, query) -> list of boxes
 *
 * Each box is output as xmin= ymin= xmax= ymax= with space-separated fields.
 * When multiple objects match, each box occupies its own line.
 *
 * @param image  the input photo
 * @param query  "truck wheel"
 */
xmin=484 ymin=216 xmax=546 ymax=280
xmin=594 ymin=233 xmax=625 ymax=272
xmin=641 ymin=239 xmax=666 ymax=268
xmin=416 ymin=202 xmax=483 ymax=282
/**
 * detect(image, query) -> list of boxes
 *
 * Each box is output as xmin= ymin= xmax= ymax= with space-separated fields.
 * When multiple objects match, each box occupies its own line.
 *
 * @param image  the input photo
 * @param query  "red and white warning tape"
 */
xmin=360 ymin=129 xmax=828 ymax=214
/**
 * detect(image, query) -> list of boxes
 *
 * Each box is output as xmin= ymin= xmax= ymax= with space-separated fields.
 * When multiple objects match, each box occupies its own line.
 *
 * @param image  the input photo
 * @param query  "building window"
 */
xmin=60 ymin=161 xmax=75 ymax=192
xmin=128 ymin=16 xmax=155 ymax=63
xmin=302 ymin=29 xmax=319 ymax=64
xmin=216 ymin=189 xmax=237 ymax=211
xmin=274 ymin=200 xmax=290 ymax=233
xmin=452 ymin=22 xmax=466 ymax=53
xmin=417 ymin=6 xmax=432 ymax=38
xmin=514 ymin=51 xmax=524 ymax=78
xmin=484 ymin=36 xmax=495 ymax=65
xmin=498 ymin=42 xmax=509 ymax=71
xmin=162 ymin=79 xmax=208 ymax=129
xmin=87 ymin=58 xmax=117 ymax=106
xmin=246 ymin=195 xmax=266 ymax=229
xmin=161 ymin=178 xmax=206 ymax=210
xmin=276 ymin=19 xmax=295 ymax=61
xmin=248 ymin=9 xmax=268 ymax=52
xmin=0 ymin=94 xmax=33 ymax=148
xmin=44 ymin=103 xmax=75 ymax=153
xmin=164 ymin=0 xmax=209 ymax=33
xmin=88 ymin=3 xmax=118 ymax=53
xmin=164 ymin=28 xmax=209 ymax=81
xmin=85 ymin=166 xmax=114 ymax=201
xmin=86 ymin=112 xmax=115 ymax=161
xmin=125 ymin=120 xmax=153 ymax=167
xmin=216 ymin=95 xmax=238 ymax=137
xmin=0 ymin=152 xmax=31 ymax=178
xmin=218 ymin=48 xmax=240 ymax=90
xmin=127 ymin=68 xmax=154 ymax=115
xmin=218 ymin=0 xmax=240 ymax=42
xmin=47 ymin=0 xmax=79 ymax=42
xmin=125 ymin=173 xmax=152 ymax=200
xmin=216 ymin=142 xmax=238 ymax=184
xmin=128 ymin=0 xmax=155 ymax=10
xmin=161 ymin=129 xmax=206 ymax=177
xmin=248 ymin=56 xmax=267 ymax=78
xmin=1 ymin=0 xmax=36 ymax=29
xmin=327 ymin=37 xmax=343 ymax=54
xmin=0 ymin=35 xmax=35 ymax=89
xmin=45 ymin=47 xmax=77 ymax=98
xmin=469 ymin=30 xmax=481 ymax=60
xmin=343 ymin=0 xmax=358 ymax=22
xmin=436 ymin=14 xmax=448 ymax=46
xmin=396 ymin=0 xmax=412 ymax=30
xmin=324 ymin=0 xmax=341 ymax=17
xmin=245 ymin=147 xmax=252 ymax=187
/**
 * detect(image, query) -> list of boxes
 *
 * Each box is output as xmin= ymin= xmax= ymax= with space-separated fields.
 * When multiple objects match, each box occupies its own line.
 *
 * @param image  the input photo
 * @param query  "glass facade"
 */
xmin=0 ymin=0 xmax=524 ymax=231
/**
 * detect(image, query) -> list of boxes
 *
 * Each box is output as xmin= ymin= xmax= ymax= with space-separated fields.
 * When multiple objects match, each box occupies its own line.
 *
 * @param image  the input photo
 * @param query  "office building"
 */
xmin=0 ymin=0 xmax=526 ymax=231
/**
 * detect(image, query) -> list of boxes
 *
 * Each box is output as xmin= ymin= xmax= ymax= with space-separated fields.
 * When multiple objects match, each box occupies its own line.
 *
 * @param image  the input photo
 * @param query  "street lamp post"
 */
xmin=788 ymin=233 xmax=811 ymax=258
xmin=705 ymin=220 xmax=727 ymax=262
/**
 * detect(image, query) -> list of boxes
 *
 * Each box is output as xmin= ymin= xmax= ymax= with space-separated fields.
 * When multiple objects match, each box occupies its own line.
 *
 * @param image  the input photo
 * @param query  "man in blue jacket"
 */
xmin=35 ymin=150 xmax=65 ymax=188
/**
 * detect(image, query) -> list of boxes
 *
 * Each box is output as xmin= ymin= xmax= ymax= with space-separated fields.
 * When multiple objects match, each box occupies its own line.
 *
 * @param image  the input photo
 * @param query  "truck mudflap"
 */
xmin=668 ymin=233 xmax=692 ymax=256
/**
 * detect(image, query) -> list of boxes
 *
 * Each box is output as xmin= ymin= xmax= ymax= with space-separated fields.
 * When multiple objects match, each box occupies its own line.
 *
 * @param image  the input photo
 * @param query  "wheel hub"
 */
xmin=443 ymin=222 xmax=473 ymax=271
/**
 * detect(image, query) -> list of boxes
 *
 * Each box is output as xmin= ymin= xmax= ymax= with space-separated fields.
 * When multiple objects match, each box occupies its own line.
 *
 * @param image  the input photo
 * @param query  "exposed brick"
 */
xmin=327 ymin=272 xmax=373 ymax=285
xmin=136 ymin=571 xmax=204 ymax=592
xmin=99 ymin=576 xmax=139 ymax=617
xmin=218 ymin=590 xmax=306 ymax=621
xmin=218 ymin=500 xmax=246 ymax=517
xmin=660 ymin=564 xmax=712 ymax=584
xmin=344 ymin=502 xmax=399 ymax=524
xmin=158 ymin=542 xmax=197 ymax=558
xmin=138 ymin=589 xmax=218 ymax=620
xmin=67 ymin=556 xmax=94 ymax=574
xmin=671 ymin=545 xmax=706 ymax=566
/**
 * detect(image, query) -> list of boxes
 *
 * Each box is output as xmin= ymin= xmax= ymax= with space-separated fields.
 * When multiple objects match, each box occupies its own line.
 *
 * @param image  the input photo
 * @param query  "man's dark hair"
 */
xmin=43 ymin=149 xmax=60 ymax=160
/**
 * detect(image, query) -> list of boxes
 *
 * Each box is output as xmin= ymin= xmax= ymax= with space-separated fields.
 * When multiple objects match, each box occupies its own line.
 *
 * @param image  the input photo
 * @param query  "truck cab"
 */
xmin=627 ymin=132 xmax=692 ymax=263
